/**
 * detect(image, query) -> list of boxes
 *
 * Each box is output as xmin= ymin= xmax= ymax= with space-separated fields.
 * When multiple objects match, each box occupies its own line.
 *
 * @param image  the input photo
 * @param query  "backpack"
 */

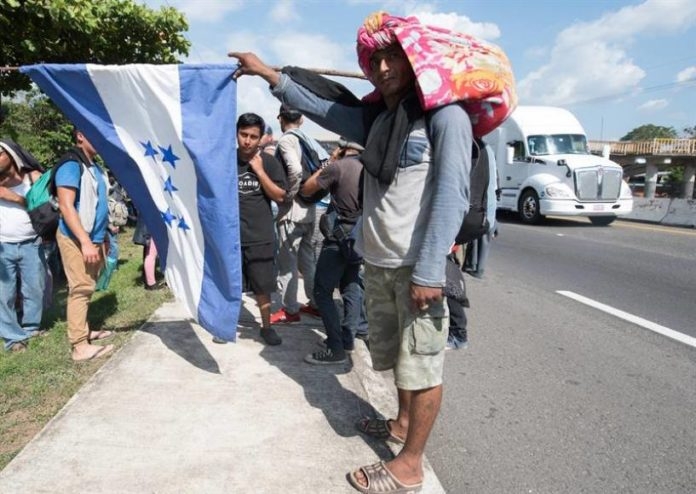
xmin=319 ymin=206 xmax=362 ymax=264
xmin=277 ymin=129 xmax=330 ymax=205
xmin=108 ymin=197 xmax=129 ymax=227
xmin=454 ymin=138 xmax=491 ymax=244
xmin=24 ymin=148 xmax=88 ymax=240
xmin=423 ymin=112 xmax=491 ymax=244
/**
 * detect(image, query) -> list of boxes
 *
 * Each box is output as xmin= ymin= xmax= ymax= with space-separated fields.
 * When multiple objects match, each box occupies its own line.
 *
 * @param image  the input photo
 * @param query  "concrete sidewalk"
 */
xmin=0 ymin=295 xmax=445 ymax=493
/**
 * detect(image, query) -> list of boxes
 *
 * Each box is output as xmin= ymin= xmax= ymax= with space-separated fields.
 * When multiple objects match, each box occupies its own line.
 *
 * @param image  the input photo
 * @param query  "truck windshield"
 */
xmin=527 ymin=134 xmax=588 ymax=156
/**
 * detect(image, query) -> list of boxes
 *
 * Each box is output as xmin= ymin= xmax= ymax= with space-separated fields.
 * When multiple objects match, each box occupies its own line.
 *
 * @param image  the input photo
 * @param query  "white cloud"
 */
xmin=268 ymin=33 xmax=355 ymax=70
xmin=160 ymin=0 xmax=246 ymax=22
xmin=236 ymin=76 xmax=339 ymax=139
xmin=676 ymin=66 xmax=696 ymax=83
xmin=638 ymin=99 xmax=668 ymax=111
xmin=270 ymin=0 xmax=300 ymax=23
xmin=225 ymin=30 xmax=370 ymax=140
xmin=518 ymin=0 xmax=696 ymax=106
xmin=408 ymin=11 xmax=500 ymax=40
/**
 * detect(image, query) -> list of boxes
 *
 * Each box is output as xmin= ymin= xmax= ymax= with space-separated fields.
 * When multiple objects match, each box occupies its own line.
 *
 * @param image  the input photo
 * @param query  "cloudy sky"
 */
xmin=144 ymin=0 xmax=696 ymax=141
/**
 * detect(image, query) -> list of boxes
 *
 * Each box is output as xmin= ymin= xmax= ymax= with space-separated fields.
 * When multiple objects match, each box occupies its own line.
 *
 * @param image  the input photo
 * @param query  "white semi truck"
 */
xmin=483 ymin=106 xmax=633 ymax=225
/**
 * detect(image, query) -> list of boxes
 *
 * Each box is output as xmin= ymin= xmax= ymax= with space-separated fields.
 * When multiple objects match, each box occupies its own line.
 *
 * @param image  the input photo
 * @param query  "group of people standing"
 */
xmin=231 ymin=107 xmax=368 ymax=363
xmin=3 ymin=9 xmax=507 ymax=492
xmin=0 ymin=130 xmax=157 ymax=362
xmin=229 ymin=8 xmax=513 ymax=493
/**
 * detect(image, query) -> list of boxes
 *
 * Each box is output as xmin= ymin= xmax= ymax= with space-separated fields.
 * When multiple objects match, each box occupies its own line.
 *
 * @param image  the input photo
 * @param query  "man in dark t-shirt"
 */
xmin=229 ymin=113 xmax=287 ymax=346
xmin=300 ymin=139 xmax=367 ymax=364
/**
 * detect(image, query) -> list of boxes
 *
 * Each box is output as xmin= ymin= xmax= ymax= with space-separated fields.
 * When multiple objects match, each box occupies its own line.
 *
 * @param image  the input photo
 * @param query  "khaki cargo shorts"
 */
xmin=364 ymin=263 xmax=448 ymax=390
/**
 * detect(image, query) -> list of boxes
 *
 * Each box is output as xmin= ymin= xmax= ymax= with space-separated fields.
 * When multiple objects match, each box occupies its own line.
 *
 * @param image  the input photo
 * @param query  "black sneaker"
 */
xmin=304 ymin=348 xmax=346 ymax=365
xmin=212 ymin=336 xmax=227 ymax=344
xmin=319 ymin=338 xmax=354 ymax=353
xmin=260 ymin=327 xmax=282 ymax=346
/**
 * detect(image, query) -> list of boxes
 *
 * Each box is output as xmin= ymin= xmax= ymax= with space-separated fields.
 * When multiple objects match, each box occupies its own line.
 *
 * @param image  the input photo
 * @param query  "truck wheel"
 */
xmin=519 ymin=190 xmax=543 ymax=224
xmin=589 ymin=216 xmax=616 ymax=226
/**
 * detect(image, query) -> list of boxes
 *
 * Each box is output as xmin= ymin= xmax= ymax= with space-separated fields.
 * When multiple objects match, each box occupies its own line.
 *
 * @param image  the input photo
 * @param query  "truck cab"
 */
xmin=484 ymin=106 xmax=633 ymax=225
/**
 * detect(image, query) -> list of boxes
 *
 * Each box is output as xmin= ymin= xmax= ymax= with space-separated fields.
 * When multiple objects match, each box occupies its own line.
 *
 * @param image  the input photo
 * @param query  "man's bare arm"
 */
xmin=300 ymin=169 xmax=323 ymax=197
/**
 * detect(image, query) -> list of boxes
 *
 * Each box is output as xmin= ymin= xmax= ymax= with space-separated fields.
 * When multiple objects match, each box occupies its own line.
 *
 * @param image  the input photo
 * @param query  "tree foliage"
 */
xmin=620 ymin=124 xmax=678 ymax=141
xmin=683 ymin=125 xmax=696 ymax=138
xmin=0 ymin=0 xmax=190 ymax=96
xmin=0 ymin=92 xmax=75 ymax=166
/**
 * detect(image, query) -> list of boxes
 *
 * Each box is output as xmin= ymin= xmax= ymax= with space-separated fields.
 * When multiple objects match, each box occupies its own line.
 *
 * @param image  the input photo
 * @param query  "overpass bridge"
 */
xmin=588 ymin=138 xmax=696 ymax=199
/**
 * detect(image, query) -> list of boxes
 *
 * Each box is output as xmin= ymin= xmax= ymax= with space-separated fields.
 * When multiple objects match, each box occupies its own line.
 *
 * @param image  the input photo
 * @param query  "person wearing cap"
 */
xmin=0 ymin=139 xmax=47 ymax=353
xmin=270 ymin=104 xmax=322 ymax=324
xmin=231 ymin=11 xmax=476 ymax=492
xmin=301 ymin=138 xmax=368 ymax=365
xmin=260 ymin=124 xmax=276 ymax=156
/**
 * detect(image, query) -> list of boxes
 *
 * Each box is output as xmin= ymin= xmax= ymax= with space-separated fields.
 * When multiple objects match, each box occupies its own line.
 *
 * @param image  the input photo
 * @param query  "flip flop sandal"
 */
xmin=347 ymin=461 xmax=422 ymax=494
xmin=356 ymin=418 xmax=406 ymax=445
xmin=89 ymin=330 xmax=114 ymax=342
xmin=73 ymin=344 xmax=114 ymax=362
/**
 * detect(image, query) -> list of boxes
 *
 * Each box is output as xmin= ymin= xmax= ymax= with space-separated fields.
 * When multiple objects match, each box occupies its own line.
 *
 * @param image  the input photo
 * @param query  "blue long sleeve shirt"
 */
xmin=271 ymin=74 xmax=471 ymax=286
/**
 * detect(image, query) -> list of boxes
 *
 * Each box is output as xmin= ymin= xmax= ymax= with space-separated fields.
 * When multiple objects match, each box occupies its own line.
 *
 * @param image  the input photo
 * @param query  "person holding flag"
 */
xmin=231 ymin=9 xmax=516 ymax=493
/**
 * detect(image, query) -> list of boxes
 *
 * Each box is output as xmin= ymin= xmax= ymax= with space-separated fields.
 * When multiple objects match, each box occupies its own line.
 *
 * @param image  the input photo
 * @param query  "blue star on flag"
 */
xmin=141 ymin=140 xmax=158 ymax=159
xmin=178 ymin=216 xmax=191 ymax=231
xmin=160 ymin=208 xmax=176 ymax=226
xmin=159 ymin=144 xmax=180 ymax=169
xmin=163 ymin=176 xmax=179 ymax=196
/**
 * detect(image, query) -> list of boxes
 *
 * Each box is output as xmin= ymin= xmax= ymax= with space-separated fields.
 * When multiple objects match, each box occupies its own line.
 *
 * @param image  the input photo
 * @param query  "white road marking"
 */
xmin=556 ymin=290 xmax=696 ymax=348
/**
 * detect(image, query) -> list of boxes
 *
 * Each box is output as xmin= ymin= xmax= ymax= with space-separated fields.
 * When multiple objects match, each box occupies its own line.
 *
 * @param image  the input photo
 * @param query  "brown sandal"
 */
xmin=73 ymin=344 xmax=114 ymax=362
xmin=347 ymin=461 xmax=422 ymax=493
xmin=356 ymin=418 xmax=405 ymax=445
xmin=89 ymin=330 xmax=114 ymax=342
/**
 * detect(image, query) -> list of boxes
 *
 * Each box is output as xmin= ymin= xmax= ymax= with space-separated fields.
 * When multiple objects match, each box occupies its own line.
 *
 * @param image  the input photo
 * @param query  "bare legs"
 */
xmin=354 ymin=384 xmax=443 ymax=487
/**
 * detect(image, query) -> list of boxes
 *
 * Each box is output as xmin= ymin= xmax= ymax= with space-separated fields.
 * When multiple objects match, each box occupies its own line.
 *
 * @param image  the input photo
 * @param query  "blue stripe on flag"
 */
xmin=178 ymin=65 xmax=241 ymax=340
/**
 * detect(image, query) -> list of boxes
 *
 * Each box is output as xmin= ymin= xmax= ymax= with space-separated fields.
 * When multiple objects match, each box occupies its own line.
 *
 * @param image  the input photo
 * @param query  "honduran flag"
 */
xmin=21 ymin=64 xmax=242 ymax=342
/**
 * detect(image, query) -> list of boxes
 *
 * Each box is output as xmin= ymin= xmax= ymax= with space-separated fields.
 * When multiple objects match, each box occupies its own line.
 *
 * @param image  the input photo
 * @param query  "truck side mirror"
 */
xmin=506 ymin=146 xmax=514 ymax=165
xmin=557 ymin=159 xmax=571 ymax=178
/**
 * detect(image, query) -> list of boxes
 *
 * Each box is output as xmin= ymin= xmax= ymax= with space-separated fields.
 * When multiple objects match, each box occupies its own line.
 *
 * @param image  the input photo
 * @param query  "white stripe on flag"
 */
xmin=87 ymin=64 xmax=204 ymax=311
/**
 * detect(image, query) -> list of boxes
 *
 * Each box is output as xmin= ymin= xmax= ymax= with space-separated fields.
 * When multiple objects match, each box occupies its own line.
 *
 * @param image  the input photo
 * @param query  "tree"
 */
xmin=620 ymin=124 xmax=678 ymax=141
xmin=0 ymin=0 xmax=190 ymax=96
xmin=683 ymin=126 xmax=696 ymax=138
xmin=0 ymin=91 xmax=74 ymax=165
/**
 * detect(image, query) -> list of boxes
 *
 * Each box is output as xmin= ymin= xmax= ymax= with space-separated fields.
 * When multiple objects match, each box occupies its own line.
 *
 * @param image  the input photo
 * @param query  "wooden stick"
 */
xmin=1 ymin=64 xmax=367 ymax=79
xmin=269 ymin=65 xmax=366 ymax=80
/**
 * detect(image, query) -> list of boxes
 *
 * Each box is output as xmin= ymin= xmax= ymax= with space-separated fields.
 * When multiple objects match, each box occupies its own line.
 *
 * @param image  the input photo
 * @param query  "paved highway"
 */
xmin=428 ymin=218 xmax=696 ymax=493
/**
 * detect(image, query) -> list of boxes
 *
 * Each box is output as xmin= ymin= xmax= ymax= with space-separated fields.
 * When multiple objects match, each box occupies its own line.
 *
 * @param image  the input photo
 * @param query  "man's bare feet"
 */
xmin=349 ymin=459 xmax=423 ymax=491
xmin=72 ymin=343 xmax=114 ymax=362
xmin=89 ymin=330 xmax=114 ymax=342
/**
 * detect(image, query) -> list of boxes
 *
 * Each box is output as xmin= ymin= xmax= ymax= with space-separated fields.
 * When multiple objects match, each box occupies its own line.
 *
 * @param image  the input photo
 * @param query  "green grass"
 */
xmin=0 ymin=227 xmax=172 ymax=470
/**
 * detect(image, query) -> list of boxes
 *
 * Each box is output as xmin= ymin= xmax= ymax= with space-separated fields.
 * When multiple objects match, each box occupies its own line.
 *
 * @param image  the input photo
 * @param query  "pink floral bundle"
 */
xmin=357 ymin=11 xmax=518 ymax=137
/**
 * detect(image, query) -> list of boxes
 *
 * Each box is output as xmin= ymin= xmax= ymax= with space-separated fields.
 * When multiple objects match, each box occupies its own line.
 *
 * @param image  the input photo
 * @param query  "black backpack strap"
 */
xmin=49 ymin=147 xmax=88 ymax=196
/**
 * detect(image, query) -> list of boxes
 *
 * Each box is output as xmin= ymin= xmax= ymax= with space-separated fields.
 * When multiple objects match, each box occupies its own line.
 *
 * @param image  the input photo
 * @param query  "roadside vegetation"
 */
xmin=0 ymin=228 xmax=171 ymax=470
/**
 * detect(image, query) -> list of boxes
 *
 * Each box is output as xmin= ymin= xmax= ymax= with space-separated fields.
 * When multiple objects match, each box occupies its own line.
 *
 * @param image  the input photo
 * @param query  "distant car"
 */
xmin=627 ymin=172 xmax=673 ymax=197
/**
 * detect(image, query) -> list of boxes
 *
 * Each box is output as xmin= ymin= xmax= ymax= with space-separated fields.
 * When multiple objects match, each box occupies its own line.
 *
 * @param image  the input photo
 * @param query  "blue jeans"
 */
xmin=0 ymin=238 xmax=47 ymax=350
xmin=276 ymin=220 xmax=316 ymax=313
xmin=447 ymin=295 xmax=468 ymax=346
xmin=313 ymin=241 xmax=367 ymax=356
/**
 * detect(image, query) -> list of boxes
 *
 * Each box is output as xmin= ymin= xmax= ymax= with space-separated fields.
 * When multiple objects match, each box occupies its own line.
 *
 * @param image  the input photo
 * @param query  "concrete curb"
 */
xmin=625 ymin=198 xmax=696 ymax=227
